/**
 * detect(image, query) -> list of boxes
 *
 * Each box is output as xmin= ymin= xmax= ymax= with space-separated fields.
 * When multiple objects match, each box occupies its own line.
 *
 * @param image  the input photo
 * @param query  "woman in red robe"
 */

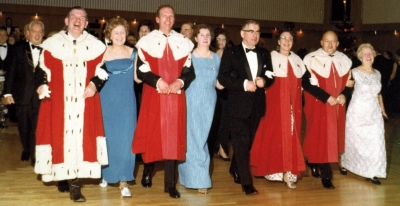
xmin=250 ymin=29 xmax=306 ymax=189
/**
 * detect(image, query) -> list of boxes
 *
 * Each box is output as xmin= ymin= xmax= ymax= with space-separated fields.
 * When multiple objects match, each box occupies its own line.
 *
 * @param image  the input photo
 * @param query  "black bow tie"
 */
xmin=246 ymin=48 xmax=256 ymax=53
xmin=31 ymin=44 xmax=42 ymax=50
xmin=0 ymin=44 xmax=6 ymax=48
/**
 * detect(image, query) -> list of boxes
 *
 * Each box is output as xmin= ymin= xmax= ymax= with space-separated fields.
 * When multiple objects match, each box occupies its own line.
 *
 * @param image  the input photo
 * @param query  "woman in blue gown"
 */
xmin=178 ymin=24 xmax=224 ymax=194
xmin=99 ymin=16 xmax=137 ymax=197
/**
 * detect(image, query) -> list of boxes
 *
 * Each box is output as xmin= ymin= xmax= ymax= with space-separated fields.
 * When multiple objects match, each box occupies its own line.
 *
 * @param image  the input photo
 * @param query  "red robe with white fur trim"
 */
xmin=34 ymin=31 xmax=108 ymax=182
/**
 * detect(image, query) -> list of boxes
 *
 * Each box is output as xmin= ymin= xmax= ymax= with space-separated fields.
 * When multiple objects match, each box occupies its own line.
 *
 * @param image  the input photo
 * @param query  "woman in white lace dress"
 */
xmin=340 ymin=43 xmax=388 ymax=184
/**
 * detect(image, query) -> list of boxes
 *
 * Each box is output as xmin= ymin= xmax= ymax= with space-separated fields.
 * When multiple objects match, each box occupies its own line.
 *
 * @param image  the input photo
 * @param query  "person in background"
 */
xmin=0 ymin=28 xmax=13 ymax=128
xmin=98 ymin=16 xmax=137 ymax=197
xmin=132 ymin=4 xmax=195 ymax=198
xmin=125 ymin=33 xmax=137 ymax=47
xmin=138 ymin=19 xmax=154 ymax=40
xmin=178 ymin=24 xmax=223 ymax=194
xmin=250 ymin=28 xmax=306 ymax=189
xmin=7 ymin=35 xmax=16 ymax=45
xmin=340 ymin=43 xmax=387 ymax=185
xmin=1 ymin=17 xmax=15 ymax=35
xmin=181 ymin=22 xmax=194 ymax=42
xmin=34 ymin=6 xmax=108 ymax=202
xmin=3 ymin=21 xmax=44 ymax=165
xmin=208 ymin=28 xmax=230 ymax=160
xmin=302 ymin=30 xmax=352 ymax=189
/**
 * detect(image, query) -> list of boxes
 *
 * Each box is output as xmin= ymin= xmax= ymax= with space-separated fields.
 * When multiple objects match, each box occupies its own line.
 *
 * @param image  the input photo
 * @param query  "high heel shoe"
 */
xmin=198 ymin=188 xmax=208 ymax=194
xmin=99 ymin=179 xmax=108 ymax=188
xmin=120 ymin=187 xmax=132 ymax=197
xmin=283 ymin=172 xmax=297 ymax=189
xmin=218 ymin=146 xmax=230 ymax=161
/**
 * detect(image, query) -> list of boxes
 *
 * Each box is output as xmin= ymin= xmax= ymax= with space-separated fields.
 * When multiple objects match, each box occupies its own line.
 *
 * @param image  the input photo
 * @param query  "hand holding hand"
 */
xmin=157 ymin=78 xmax=170 ymax=94
xmin=83 ymin=83 xmax=97 ymax=98
xmin=327 ymin=96 xmax=337 ymax=106
xmin=336 ymin=94 xmax=346 ymax=106
xmin=255 ymin=77 xmax=265 ymax=88
xmin=169 ymin=80 xmax=183 ymax=94
xmin=246 ymin=81 xmax=257 ymax=92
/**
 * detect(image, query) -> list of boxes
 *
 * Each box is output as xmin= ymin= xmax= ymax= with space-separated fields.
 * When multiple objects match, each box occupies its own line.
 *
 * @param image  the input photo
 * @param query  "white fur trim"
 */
xmin=34 ymin=145 xmax=52 ymax=175
xmin=41 ymin=161 xmax=102 ymax=182
xmin=136 ymin=30 xmax=193 ymax=60
xmin=303 ymin=48 xmax=351 ymax=78
xmin=97 ymin=137 xmax=108 ymax=165
xmin=271 ymin=51 xmax=306 ymax=78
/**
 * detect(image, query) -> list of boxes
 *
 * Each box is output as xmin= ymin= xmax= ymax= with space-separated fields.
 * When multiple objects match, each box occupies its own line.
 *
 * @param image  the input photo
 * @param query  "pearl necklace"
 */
xmin=196 ymin=48 xmax=210 ymax=58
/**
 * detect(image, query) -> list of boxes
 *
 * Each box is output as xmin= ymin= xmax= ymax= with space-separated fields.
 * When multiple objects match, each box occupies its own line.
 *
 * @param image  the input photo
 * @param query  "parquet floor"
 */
xmin=0 ymin=115 xmax=399 ymax=205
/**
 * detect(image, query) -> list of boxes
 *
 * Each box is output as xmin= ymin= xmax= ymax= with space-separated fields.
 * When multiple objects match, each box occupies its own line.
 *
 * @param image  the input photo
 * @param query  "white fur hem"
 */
xmin=34 ymin=145 xmax=52 ymax=175
xmin=97 ymin=137 xmax=108 ymax=165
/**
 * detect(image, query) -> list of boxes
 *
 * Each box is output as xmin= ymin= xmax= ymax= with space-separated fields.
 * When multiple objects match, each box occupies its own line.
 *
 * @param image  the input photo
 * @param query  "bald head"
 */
xmin=320 ymin=31 xmax=339 ymax=55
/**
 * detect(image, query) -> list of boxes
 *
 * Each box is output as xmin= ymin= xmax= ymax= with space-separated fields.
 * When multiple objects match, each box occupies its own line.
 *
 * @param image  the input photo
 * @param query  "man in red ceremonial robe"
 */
xmin=132 ymin=4 xmax=195 ymax=198
xmin=35 ymin=6 xmax=108 ymax=202
xmin=302 ymin=31 xmax=352 ymax=189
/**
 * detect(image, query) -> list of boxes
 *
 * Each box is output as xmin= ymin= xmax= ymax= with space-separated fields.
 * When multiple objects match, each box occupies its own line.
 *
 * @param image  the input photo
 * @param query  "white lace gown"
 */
xmin=341 ymin=68 xmax=387 ymax=178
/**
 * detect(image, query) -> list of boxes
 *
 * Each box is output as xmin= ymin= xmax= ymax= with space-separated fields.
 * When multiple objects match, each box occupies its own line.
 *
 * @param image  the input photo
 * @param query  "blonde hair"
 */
xmin=356 ymin=43 xmax=376 ymax=61
xmin=104 ymin=16 xmax=130 ymax=39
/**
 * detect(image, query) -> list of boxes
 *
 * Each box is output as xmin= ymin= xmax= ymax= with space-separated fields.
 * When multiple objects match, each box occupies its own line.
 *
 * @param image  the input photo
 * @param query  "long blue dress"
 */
xmin=178 ymin=53 xmax=220 ymax=189
xmin=100 ymin=50 xmax=137 ymax=183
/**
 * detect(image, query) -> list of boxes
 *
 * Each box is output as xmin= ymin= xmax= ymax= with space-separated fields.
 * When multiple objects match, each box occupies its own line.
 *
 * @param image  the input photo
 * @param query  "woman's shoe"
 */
xmin=283 ymin=172 xmax=297 ymax=189
xmin=120 ymin=187 xmax=132 ymax=197
xmin=99 ymin=179 xmax=108 ymax=188
xmin=366 ymin=177 xmax=381 ymax=185
xmin=339 ymin=167 xmax=348 ymax=175
xmin=218 ymin=145 xmax=230 ymax=161
xmin=198 ymin=188 xmax=208 ymax=194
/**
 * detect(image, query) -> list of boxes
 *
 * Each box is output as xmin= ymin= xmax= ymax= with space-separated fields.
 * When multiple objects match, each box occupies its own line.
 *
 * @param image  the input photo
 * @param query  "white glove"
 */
xmin=265 ymin=70 xmax=275 ymax=79
xmin=309 ymin=77 xmax=319 ymax=86
xmin=38 ymin=85 xmax=51 ymax=99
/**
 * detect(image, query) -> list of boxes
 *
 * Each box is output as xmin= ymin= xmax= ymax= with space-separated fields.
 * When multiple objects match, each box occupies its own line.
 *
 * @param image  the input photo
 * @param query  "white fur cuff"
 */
xmin=97 ymin=137 xmax=108 ymax=165
xmin=34 ymin=145 xmax=52 ymax=175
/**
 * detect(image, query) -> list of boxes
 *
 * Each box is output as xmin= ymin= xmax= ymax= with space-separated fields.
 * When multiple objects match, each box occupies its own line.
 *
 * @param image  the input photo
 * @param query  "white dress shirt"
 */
xmin=242 ymin=42 xmax=258 ymax=91
xmin=0 ymin=43 xmax=7 ymax=60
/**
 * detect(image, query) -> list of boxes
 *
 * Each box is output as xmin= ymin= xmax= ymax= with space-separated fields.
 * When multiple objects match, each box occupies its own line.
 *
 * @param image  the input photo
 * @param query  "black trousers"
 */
xmin=318 ymin=163 xmax=333 ymax=179
xmin=143 ymin=160 xmax=177 ymax=188
xmin=16 ymin=103 xmax=39 ymax=163
xmin=229 ymin=111 xmax=261 ymax=186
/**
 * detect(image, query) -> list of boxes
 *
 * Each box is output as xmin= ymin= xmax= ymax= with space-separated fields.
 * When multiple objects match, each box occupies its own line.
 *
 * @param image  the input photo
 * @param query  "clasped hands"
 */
xmin=246 ymin=77 xmax=265 ymax=92
xmin=157 ymin=79 xmax=182 ymax=94
xmin=327 ymin=94 xmax=346 ymax=106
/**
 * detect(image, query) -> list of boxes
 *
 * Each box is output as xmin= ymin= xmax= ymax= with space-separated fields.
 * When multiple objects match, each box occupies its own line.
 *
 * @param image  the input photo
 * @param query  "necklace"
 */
xmin=196 ymin=48 xmax=210 ymax=58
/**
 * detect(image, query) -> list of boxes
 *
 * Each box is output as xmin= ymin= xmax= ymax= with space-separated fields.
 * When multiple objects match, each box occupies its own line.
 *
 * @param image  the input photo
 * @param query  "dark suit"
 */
xmin=0 ymin=43 xmax=16 ymax=124
xmin=217 ymin=44 xmax=274 ymax=186
xmin=0 ymin=25 xmax=15 ymax=36
xmin=4 ymin=41 xmax=40 ymax=165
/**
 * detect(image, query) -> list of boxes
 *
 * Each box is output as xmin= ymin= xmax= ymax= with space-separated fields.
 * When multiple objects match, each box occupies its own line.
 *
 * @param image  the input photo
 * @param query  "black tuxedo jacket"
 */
xmin=4 ymin=41 xmax=40 ymax=106
xmin=0 ymin=44 xmax=14 ymax=72
xmin=0 ymin=25 xmax=15 ymax=35
xmin=217 ymin=44 xmax=274 ymax=119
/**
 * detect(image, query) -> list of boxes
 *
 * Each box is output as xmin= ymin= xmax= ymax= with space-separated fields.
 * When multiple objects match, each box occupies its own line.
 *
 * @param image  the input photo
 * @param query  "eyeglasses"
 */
xmin=242 ymin=30 xmax=261 ymax=35
xmin=280 ymin=36 xmax=294 ymax=41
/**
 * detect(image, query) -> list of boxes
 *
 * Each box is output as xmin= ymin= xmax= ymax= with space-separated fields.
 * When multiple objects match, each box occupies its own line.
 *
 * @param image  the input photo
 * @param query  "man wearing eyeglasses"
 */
xmin=217 ymin=20 xmax=274 ymax=195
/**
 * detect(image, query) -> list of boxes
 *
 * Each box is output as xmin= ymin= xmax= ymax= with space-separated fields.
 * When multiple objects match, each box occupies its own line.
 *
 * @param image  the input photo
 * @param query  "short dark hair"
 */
xmin=242 ymin=20 xmax=259 ymax=30
xmin=137 ymin=19 xmax=155 ymax=32
xmin=277 ymin=27 xmax=295 ymax=42
xmin=67 ymin=6 xmax=88 ymax=20
xmin=156 ymin=4 xmax=175 ymax=17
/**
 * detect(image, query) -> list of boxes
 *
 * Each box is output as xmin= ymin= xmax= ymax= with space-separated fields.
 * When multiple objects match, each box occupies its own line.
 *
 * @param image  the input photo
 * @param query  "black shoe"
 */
xmin=230 ymin=171 xmax=241 ymax=184
xmin=21 ymin=151 xmax=29 ymax=161
xmin=58 ymin=180 xmax=70 ymax=192
xmin=339 ymin=167 xmax=347 ymax=175
xmin=321 ymin=178 xmax=335 ymax=189
xmin=366 ymin=177 xmax=381 ymax=185
xmin=307 ymin=161 xmax=320 ymax=178
xmin=164 ymin=187 xmax=181 ymax=198
xmin=0 ymin=122 xmax=8 ymax=128
xmin=141 ymin=172 xmax=152 ymax=188
xmin=242 ymin=184 xmax=258 ymax=195
xmin=70 ymin=181 xmax=86 ymax=202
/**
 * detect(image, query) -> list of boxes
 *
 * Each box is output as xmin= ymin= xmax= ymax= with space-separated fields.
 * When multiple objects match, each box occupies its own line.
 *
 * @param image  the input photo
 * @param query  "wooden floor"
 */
xmin=0 ymin=115 xmax=400 ymax=206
